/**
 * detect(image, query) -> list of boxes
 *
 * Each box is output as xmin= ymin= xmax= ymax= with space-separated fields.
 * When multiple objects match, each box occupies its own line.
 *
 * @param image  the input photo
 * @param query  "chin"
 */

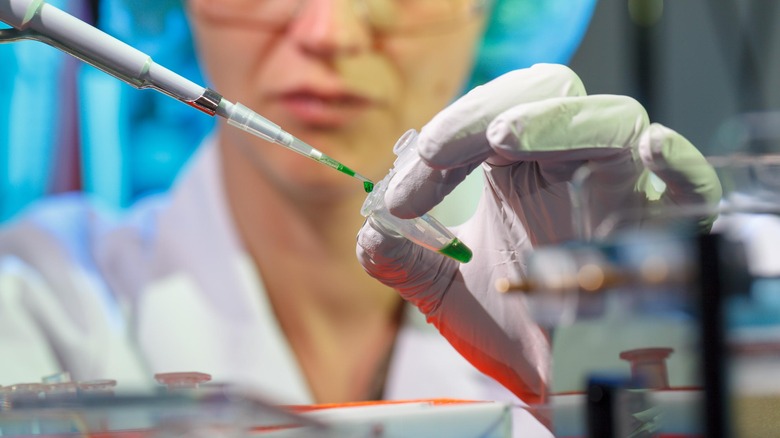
xmin=277 ymin=166 xmax=365 ymax=203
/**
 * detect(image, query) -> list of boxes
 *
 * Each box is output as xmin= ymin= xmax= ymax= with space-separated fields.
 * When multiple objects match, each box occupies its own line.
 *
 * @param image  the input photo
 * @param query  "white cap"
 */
xmin=0 ymin=0 xmax=41 ymax=29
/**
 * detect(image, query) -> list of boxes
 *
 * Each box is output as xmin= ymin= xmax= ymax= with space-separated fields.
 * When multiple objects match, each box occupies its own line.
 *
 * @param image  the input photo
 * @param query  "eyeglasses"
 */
xmin=190 ymin=0 xmax=491 ymax=34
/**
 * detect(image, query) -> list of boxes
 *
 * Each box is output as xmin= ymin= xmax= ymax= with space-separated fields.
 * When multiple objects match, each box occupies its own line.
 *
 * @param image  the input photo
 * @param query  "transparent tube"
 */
xmin=361 ymin=129 xmax=472 ymax=263
xmin=220 ymin=100 xmax=372 ymax=185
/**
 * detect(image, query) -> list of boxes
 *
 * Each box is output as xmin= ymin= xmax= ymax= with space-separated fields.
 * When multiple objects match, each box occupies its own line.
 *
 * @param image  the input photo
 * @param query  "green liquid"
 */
xmin=318 ymin=155 xmax=353 ymax=175
xmin=438 ymin=238 xmax=473 ymax=263
xmin=318 ymin=155 xmax=367 ymax=180
xmin=317 ymin=155 xmax=371 ymax=192
xmin=336 ymin=163 xmax=356 ymax=177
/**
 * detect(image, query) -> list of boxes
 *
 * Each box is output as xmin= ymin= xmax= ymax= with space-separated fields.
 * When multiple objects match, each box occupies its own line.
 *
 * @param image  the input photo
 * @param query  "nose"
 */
xmin=288 ymin=0 xmax=372 ymax=57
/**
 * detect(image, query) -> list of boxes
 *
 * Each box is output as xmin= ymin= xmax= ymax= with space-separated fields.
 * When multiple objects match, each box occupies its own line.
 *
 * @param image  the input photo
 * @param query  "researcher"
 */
xmin=0 ymin=0 xmax=716 ymax=436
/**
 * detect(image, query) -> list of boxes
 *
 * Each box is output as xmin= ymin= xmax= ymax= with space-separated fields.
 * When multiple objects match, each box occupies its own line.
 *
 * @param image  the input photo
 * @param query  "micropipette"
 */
xmin=0 ymin=0 xmax=372 ymax=188
xmin=220 ymin=101 xmax=373 ymax=190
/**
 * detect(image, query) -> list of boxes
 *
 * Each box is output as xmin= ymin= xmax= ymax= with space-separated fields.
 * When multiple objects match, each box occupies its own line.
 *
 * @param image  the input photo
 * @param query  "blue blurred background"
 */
xmin=0 ymin=0 xmax=597 ymax=221
xmin=4 ymin=1 xmax=779 ymax=223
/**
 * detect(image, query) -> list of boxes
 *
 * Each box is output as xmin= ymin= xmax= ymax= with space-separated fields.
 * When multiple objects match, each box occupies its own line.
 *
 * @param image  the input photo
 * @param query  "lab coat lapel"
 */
xmin=383 ymin=305 xmax=489 ymax=401
xmin=134 ymin=138 xmax=313 ymax=404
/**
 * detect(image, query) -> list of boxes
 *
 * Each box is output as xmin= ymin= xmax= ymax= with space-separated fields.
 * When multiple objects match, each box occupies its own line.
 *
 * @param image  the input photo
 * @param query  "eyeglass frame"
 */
xmin=189 ymin=0 xmax=495 ymax=35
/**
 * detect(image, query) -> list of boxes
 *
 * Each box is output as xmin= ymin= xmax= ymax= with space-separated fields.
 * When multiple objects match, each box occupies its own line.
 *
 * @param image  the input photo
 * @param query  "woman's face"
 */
xmin=187 ymin=0 xmax=487 ymax=199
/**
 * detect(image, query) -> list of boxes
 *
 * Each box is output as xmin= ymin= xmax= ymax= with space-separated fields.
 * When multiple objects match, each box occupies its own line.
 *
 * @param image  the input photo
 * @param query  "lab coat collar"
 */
xmin=106 ymin=136 xmax=510 ymax=408
xmin=124 ymin=136 xmax=314 ymax=404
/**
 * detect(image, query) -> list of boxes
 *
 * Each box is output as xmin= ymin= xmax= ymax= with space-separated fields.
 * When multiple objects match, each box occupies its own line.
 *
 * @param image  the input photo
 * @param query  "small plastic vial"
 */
xmin=41 ymin=372 xmax=72 ymax=384
xmin=42 ymin=382 xmax=79 ymax=401
xmin=41 ymin=372 xmax=78 ymax=401
xmin=154 ymin=372 xmax=212 ymax=391
xmin=78 ymin=379 xmax=117 ymax=396
xmin=8 ymin=383 xmax=44 ymax=399
xmin=619 ymin=347 xmax=674 ymax=389
xmin=361 ymin=129 xmax=472 ymax=263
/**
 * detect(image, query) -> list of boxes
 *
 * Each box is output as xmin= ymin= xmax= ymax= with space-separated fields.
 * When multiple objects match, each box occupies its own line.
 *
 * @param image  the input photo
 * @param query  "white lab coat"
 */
xmin=0 ymin=138 xmax=551 ymax=436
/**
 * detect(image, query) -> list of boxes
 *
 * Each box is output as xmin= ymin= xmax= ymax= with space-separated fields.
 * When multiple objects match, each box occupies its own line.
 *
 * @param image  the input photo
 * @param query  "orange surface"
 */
xmin=285 ymin=398 xmax=485 ymax=412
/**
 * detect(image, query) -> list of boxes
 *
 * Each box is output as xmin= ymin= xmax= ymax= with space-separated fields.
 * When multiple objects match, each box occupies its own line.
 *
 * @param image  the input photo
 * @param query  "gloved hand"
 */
xmin=356 ymin=64 xmax=722 ymax=404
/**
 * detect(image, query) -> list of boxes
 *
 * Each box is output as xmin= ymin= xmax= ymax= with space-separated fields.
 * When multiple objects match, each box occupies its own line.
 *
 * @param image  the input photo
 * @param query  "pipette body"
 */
xmin=0 ymin=0 xmax=371 ymax=184
xmin=0 ymin=0 xmax=218 ymax=114
xmin=218 ymin=101 xmax=372 ymax=183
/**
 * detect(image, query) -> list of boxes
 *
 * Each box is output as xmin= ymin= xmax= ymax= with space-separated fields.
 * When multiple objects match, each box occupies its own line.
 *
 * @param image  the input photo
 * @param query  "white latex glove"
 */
xmin=356 ymin=64 xmax=722 ymax=404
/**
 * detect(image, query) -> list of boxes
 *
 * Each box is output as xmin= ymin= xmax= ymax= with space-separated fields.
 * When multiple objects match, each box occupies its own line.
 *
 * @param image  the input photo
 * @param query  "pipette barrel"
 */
xmin=221 ymin=100 xmax=373 ymax=184
xmin=0 ymin=0 xmax=371 ymax=184
xmin=222 ymin=101 xmax=293 ymax=146
xmin=0 ymin=0 xmax=208 ymax=106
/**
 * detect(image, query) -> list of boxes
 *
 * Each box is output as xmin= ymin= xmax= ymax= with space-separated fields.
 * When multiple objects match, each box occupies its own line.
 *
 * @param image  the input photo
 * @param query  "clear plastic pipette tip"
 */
xmin=352 ymin=171 xmax=372 ymax=183
xmin=218 ymin=100 xmax=372 ymax=186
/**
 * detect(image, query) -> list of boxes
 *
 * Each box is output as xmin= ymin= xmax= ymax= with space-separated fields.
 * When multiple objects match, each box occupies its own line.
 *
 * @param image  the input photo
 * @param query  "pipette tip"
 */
xmin=353 ymin=172 xmax=372 ymax=184
xmin=356 ymin=174 xmax=374 ymax=193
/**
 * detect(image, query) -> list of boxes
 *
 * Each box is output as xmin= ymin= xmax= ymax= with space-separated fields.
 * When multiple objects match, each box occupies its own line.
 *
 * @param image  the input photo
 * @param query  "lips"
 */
xmin=276 ymin=90 xmax=374 ymax=128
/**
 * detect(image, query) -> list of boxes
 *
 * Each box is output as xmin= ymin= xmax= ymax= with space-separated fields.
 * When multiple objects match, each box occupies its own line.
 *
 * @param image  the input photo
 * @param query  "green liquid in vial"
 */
xmin=438 ymin=238 xmax=473 ymax=263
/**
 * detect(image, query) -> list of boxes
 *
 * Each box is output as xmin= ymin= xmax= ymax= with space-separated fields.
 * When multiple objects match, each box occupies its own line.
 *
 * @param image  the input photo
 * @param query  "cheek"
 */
xmin=190 ymin=25 xmax=275 ymax=100
xmin=385 ymin=30 xmax=483 ymax=129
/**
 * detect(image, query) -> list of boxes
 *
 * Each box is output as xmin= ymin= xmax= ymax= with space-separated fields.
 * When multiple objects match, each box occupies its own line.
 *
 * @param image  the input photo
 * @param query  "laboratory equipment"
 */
xmin=619 ymin=347 xmax=674 ymax=390
xmin=1 ymin=373 xmax=513 ymax=437
xmin=508 ymin=230 xmax=707 ymax=437
xmin=0 ymin=0 xmax=371 ymax=186
xmin=154 ymin=372 xmax=212 ymax=391
xmin=1 ymin=384 xmax=329 ymax=437
xmin=362 ymin=129 xmax=473 ymax=263
xmin=503 ymin=146 xmax=780 ymax=436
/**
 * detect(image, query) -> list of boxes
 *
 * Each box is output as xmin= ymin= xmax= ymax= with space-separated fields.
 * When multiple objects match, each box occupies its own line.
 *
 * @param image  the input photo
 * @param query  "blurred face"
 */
xmin=187 ymin=0 xmax=488 ymax=200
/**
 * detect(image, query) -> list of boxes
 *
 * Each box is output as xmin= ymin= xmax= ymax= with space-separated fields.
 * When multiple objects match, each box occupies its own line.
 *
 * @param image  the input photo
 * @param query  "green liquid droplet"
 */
xmin=438 ymin=238 xmax=473 ymax=263
xmin=363 ymin=181 xmax=374 ymax=193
